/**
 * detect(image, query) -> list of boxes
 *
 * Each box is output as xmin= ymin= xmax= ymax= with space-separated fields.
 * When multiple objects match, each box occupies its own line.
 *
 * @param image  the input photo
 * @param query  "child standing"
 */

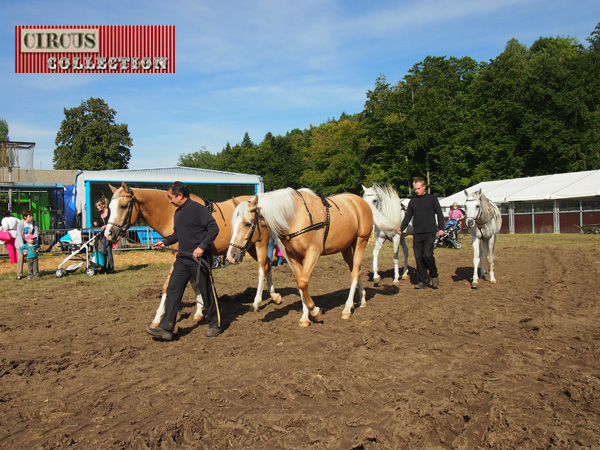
xmin=19 ymin=234 xmax=41 ymax=279
xmin=273 ymin=243 xmax=285 ymax=267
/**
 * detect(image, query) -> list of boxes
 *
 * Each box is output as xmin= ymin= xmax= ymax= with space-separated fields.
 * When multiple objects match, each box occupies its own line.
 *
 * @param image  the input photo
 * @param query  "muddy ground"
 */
xmin=0 ymin=234 xmax=599 ymax=449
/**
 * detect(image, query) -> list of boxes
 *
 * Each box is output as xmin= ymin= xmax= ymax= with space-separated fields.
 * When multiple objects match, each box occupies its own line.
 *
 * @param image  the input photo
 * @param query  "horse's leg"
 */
xmin=150 ymin=265 xmax=174 ymax=326
xmin=372 ymin=233 xmax=384 ymax=285
xmin=248 ymin=247 xmax=282 ymax=312
xmin=191 ymin=278 xmax=205 ymax=322
xmin=391 ymin=234 xmax=400 ymax=284
xmin=400 ymin=235 xmax=409 ymax=280
xmin=289 ymin=250 xmax=322 ymax=327
xmin=480 ymin=241 xmax=488 ymax=280
xmin=487 ymin=235 xmax=497 ymax=283
xmin=340 ymin=236 xmax=369 ymax=319
xmin=470 ymin=235 xmax=481 ymax=289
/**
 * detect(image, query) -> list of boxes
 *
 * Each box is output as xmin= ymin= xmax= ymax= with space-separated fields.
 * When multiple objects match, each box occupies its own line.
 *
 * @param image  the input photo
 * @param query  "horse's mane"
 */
xmin=467 ymin=190 xmax=496 ymax=224
xmin=233 ymin=187 xmax=300 ymax=236
xmin=364 ymin=184 xmax=403 ymax=231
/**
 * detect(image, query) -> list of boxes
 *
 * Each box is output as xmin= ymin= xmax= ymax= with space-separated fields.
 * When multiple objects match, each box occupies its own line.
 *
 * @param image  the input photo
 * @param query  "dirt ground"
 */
xmin=1 ymin=234 xmax=599 ymax=449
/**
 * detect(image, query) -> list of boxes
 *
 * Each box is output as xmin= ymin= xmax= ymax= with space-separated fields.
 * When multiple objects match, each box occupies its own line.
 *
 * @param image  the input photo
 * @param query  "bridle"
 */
xmin=228 ymin=207 xmax=262 ymax=258
xmin=107 ymin=191 xmax=137 ymax=238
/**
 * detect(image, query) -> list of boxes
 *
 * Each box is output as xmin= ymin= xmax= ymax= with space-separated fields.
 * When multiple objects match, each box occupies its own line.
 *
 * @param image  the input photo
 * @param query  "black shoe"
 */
xmin=205 ymin=326 xmax=221 ymax=338
xmin=145 ymin=326 xmax=173 ymax=340
xmin=431 ymin=277 xmax=439 ymax=289
xmin=16 ymin=276 xmax=22 ymax=280
xmin=415 ymin=281 xmax=429 ymax=289
xmin=106 ymin=270 xmax=117 ymax=275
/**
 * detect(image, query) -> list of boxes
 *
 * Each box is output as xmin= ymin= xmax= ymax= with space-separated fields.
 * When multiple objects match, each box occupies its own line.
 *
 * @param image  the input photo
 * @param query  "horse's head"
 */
xmin=227 ymin=196 xmax=265 ymax=264
xmin=362 ymin=184 xmax=381 ymax=211
xmin=464 ymin=188 xmax=489 ymax=228
xmin=105 ymin=181 xmax=139 ymax=243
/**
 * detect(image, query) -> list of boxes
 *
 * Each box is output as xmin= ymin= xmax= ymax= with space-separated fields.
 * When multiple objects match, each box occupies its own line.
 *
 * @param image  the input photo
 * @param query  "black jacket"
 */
xmin=162 ymin=199 xmax=219 ymax=259
xmin=400 ymin=193 xmax=444 ymax=234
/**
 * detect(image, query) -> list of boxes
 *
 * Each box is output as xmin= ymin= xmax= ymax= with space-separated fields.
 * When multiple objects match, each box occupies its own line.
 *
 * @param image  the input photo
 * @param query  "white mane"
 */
xmin=362 ymin=183 xmax=404 ymax=232
xmin=232 ymin=187 xmax=300 ymax=236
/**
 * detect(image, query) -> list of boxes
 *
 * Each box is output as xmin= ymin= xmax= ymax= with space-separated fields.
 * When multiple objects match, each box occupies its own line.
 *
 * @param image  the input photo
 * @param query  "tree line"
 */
xmin=49 ymin=24 xmax=600 ymax=198
xmin=179 ymin=23 xmax=600 ymax=197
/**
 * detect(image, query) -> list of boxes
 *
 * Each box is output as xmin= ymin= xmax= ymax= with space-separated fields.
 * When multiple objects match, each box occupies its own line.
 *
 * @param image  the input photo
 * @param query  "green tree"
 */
xmin=53 ymin=98 xmax=132 ymax=170
xmin=301 ymin=119 xmax=366 ymax=194
xmin=177 ymin=146 xmax=218 ymax=169
xmin=0 ymin=118 xmax=8 ymax=141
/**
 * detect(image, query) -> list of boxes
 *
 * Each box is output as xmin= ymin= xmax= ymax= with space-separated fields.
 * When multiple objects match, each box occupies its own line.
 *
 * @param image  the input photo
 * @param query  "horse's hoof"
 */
xmin=273 ymin=293 xmax=282 ymax=305
xmin=401 ymin=275 xmax=409 ymax=280
xmin=341 ymin=312 xmax=351 ymax=320
xmin=359 ymin=302 xmax=367 ymax=309
xmin=253 ymin=306 xmax=259 ymax=313
xmin=471 ymin=283 xmax=478 ymax=289
xmin=299 ymin=320 xmax=310 ymax=327
xmin=373 ymin=275 xmax=381 ymax=283
xmin=311 ymin=308 xmax=323 ymax=322
xmin=490 ymin=279 xmax=497 ymax=284
xmin=193 ymin=314 xmax=204 ymax=322
xmin=149 ymin=322 xmax=159 ymax=329
xmin=393 ymin=280 xmax=400 ymax=285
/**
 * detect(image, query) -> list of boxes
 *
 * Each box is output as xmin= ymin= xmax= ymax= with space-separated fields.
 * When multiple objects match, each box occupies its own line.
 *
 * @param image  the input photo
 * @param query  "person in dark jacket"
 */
xmin=145 ymin=181 xmax=220 ymax=340
xmin=397 ymin=178 xmax=445 ymax=289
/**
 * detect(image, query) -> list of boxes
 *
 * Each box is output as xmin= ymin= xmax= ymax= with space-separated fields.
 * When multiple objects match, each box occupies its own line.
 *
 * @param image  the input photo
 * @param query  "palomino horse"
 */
xmin=104 ymin=182 xmax=281 ymax=324
xmin=463 ymin=189 xmax=502 ymax=289
xmin=227 ymin=188 xmax=373 ymax=327
xmin=362 ymin=183 xmax=413 ymax=284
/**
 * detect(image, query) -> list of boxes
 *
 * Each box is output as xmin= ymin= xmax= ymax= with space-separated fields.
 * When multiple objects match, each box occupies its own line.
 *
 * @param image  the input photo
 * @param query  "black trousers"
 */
xmin=159 ymin=257 xmax=220 ymax=332
xmin=413 ymin=233 xmax=438 ymax=284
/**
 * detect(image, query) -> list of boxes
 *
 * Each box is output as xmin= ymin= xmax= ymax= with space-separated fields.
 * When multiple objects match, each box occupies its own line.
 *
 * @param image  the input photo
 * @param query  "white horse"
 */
xmin=463 ymin=189 xmax=502 ymax=289
xmin=362 ymin=184 xmax=413 ymax=285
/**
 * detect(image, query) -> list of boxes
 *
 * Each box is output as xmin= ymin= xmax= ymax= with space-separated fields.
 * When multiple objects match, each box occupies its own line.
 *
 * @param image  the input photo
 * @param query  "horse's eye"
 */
xmin=120 ymin=204 xmax=128 ymax=210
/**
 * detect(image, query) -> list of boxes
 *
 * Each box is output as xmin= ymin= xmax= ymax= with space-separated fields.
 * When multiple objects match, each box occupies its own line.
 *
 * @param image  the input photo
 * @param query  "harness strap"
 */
xmin=282 ymin=191 xmax=335 ymax=246
xmin=203 ymin=198 xmax=226 ymax=225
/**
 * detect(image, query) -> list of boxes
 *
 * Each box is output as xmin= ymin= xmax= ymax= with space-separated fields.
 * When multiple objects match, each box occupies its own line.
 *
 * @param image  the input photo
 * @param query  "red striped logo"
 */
xmin=15 ymin=25 xmax=175 ymax=73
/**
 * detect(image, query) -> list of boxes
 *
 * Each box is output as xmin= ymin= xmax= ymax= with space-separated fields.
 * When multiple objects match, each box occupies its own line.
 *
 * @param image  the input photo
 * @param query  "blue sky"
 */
xmin=2 ymin=0 xmax=599 ymax=170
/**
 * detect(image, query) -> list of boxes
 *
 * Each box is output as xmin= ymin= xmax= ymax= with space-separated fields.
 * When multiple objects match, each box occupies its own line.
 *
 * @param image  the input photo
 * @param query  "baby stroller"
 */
xmin=435 ymin=219 xmax=462 ymax=249
xmin=55 ymin=229 xmax=106 ymax=277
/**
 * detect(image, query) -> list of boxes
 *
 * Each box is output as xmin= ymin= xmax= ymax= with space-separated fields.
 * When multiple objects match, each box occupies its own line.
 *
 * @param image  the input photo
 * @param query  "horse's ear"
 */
xmin=232 ymin=197 xmax=240 ymax=207
xmin=121 ymin=181 xmax=131 ymax=193
xmin=478 ymin=188 xmax=482 ymax=196
xmin=362 ymin=184 xmax=367 ymax=192
xmin=249 ymin=196 xmax=259 ymax=209
xmin=109 ymin=183 xmax=118 ymax=194
xmin=464 ymin=189 xmax=469 ymax=197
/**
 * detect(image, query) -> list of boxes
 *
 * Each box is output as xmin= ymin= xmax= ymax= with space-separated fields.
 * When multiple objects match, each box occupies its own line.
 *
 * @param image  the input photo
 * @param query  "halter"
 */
xmin=228 ymin=207 xmax=262 ymax=258
xmin=107 ymin=191 xmax=137 ymax=238
xmin=465 ymin=197 xmax=484 ymax=228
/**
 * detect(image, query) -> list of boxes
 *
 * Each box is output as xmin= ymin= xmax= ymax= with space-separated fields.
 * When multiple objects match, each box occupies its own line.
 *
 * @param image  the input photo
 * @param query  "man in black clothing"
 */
xmin=397 ymin=178 xmax=445 ymax=289
xmin=145 ymin=181 xmax=221 ymax=340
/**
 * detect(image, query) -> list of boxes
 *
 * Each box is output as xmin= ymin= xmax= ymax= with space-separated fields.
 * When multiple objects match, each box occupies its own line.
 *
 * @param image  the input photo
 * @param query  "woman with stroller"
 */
xmin=93 ymin=198 xmax=116 ymax=274
xmin=448 ymin=203 xmax=465 ymax=224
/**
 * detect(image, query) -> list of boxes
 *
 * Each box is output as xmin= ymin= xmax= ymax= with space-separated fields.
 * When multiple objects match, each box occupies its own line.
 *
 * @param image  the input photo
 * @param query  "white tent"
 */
xmin=440 ymin=169 xmax=600 ymax=207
